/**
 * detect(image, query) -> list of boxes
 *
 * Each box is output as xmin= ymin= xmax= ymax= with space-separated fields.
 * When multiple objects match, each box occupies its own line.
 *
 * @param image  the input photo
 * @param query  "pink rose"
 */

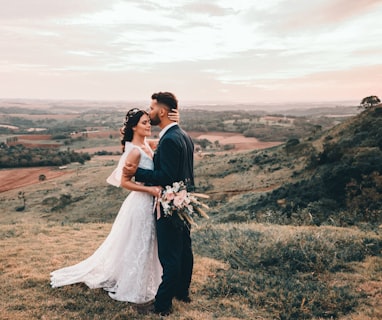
xmin=165 ymin=192 xmax=175 ymax=201
xmin=174 ymin=190 xmax=187 ymax=208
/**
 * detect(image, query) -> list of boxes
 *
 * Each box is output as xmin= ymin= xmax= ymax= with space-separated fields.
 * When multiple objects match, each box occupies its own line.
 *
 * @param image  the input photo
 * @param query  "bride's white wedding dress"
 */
xmin=50 ymin=142 xmax=162 ymax=303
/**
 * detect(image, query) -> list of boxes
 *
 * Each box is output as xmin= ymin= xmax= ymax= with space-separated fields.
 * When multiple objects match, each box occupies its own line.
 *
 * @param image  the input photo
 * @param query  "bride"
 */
xmin=50 ymin=108 xmax=178 ymax=304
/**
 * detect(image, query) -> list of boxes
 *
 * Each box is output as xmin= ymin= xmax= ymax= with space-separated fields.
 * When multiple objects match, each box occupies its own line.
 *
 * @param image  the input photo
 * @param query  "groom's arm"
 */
xmin=135 ymin=138 xmax=180 ymax=187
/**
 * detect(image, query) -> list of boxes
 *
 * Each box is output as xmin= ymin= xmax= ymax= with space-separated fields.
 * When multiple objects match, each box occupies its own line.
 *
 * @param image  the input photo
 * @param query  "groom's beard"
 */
xmin=150 ymin=114 xmax=161 ymax=126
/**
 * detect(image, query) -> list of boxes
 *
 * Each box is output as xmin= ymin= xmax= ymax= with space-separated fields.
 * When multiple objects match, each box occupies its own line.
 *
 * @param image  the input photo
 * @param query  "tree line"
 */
xmin=0 ymin=143 xmax=91 ymax=168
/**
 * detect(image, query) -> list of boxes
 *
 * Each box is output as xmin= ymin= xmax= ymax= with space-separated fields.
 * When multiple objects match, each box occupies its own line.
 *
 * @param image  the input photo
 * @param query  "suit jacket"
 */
xmin=135 ymin=124 xmax=194 ymax=191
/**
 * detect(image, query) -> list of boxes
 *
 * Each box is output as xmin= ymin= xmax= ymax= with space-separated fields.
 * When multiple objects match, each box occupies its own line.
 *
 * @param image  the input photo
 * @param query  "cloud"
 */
xmin=0 ymin=0 xmax=381 ymax=103
xmin=181 ymin=1 xmax=235 ymax=16
xmin=317 ymin=0 xmax=381 ymax=24
xmin=1 ymin=55 xmax=380 ymax=103
xmin=0 ymin=0 xmax=111 ymax=20
xmin=250 ymin=64 xmax=382 ymax=102
xmin=271 ymin=0 xmax=382 ymax=31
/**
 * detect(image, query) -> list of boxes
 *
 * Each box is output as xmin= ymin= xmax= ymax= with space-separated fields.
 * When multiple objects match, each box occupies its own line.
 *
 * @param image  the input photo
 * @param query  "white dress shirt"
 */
xmin=159 ymin=122 xmax=178 ymax=139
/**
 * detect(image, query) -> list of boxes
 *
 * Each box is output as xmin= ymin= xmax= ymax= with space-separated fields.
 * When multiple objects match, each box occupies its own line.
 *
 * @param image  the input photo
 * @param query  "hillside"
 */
xmin=202 ymin=105 xmax=382 ymax=228
xmin=1 ymin=106 xmax=382 ymax=319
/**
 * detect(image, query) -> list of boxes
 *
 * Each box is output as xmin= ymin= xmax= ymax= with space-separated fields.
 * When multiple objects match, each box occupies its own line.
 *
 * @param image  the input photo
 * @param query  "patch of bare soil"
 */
xmin=193 ymin=132 xmax=282 ymax=151
xmin=0 ymin=167 xmax=70 ymax=193
xmin=17 ymin=135 xmax=52 ymax=140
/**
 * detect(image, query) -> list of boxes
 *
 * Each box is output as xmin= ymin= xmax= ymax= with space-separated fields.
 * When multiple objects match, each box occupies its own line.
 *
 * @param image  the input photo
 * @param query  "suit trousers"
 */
xmin=154 ymin=216 xmax=193 ymax=312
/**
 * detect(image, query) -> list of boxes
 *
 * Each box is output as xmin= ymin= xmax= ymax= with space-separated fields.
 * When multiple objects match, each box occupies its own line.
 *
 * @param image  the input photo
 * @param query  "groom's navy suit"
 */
xmin=134 ymin=123 xmax=194 ymax=313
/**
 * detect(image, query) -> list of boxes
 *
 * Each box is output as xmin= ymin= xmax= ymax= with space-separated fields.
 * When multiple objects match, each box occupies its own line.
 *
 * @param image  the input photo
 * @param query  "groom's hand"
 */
xmin=123 ymin=161 xmax=138 ymax=178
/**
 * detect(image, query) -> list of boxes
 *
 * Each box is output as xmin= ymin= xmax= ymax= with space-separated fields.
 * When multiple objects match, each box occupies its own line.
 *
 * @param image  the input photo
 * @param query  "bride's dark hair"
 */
xmin=120 ymin=108 xmax=148 ymax=152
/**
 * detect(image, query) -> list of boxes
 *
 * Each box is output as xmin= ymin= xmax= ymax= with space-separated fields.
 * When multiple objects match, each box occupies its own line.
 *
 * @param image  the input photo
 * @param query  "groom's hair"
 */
xmin=152 ymin=92 xmax=178 ymax=111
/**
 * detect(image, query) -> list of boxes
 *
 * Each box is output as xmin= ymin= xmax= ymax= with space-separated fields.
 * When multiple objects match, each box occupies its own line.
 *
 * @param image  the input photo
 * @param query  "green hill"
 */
xmin=201 ymin=105 xmax=382 ymax=229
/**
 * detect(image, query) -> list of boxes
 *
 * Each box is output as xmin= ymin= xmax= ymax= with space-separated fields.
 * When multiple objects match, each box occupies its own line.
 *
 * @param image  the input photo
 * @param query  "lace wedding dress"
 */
xmin=50 ymin=142 xmax=162 ymax=303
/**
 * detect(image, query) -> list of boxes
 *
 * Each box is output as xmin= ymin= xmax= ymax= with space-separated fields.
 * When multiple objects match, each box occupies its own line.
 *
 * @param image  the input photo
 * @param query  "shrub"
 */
xmin=194 ymin=224 xmax=377 ymax=319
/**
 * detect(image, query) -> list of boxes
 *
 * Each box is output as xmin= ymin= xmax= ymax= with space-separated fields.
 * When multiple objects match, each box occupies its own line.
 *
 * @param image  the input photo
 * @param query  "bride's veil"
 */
xmin=106 ymin=142 xmax=135 ymax=187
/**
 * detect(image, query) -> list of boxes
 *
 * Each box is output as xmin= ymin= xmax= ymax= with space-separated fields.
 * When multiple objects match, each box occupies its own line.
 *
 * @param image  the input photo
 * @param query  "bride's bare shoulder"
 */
xmin=125 ymin=147 xmax=141 ymax=163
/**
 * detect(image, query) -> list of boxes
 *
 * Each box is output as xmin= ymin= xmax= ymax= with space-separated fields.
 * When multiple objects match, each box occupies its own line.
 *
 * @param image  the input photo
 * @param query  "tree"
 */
xmin=16 ymin=191 xmax=26 ymax=211
xmin=285 ymin=138 xmax=300 ymax=154
xmin=312 ymin=125 xmax=322 ymax=136
xmin=360 ymin=95 xmax=381 ymax=109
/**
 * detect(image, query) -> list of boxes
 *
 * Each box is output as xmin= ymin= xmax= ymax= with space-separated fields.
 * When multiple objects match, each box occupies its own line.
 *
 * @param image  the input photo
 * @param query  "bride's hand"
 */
xmin=148 ymin=186 xmax=162 ymax=198
xmin=168 ymin=109 xmax=180 ymax=123
xmin=147 ymin=139 xmax=159 ymax=151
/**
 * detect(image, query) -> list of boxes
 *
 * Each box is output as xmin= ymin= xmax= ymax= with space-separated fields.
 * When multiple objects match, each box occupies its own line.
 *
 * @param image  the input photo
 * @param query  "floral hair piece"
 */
xmin=123 ymin=108 xmax=141 ymax=126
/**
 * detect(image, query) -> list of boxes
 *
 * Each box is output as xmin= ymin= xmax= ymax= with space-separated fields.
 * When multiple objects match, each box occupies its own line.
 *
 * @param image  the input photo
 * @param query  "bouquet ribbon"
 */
xmin=153 ymin=197 xmax=161 ymax=220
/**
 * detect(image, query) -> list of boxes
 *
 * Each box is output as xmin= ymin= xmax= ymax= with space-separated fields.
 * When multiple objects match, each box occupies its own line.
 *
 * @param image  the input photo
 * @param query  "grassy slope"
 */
xmin=1 ymin=214 xmax=381 ymax=319
xmin=1 ymin=107 xmax=382 ymax=319
xmin=202 ymin=106 xmax=382 ymax=228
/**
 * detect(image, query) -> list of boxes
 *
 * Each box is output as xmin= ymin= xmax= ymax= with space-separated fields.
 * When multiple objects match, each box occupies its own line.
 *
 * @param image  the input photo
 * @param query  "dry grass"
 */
xmin=1 ymin=219 xmax=381 ymax=319
xmin=0 ymin=221 xmax=265 ymax=320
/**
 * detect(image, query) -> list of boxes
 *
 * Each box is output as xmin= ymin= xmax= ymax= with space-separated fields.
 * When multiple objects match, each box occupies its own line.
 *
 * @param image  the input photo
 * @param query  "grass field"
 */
xmin=0 ymin=221 xmax=258 ymax=319
xmin=1 ymin=218 xmax=381 ymax=319
xmin=0 ymin=148 xmax=381 ymax=319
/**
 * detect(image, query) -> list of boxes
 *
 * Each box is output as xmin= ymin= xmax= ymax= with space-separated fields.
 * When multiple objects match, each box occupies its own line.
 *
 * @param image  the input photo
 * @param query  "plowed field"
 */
xmin=0 ymin=167 xmax=70 ymax=192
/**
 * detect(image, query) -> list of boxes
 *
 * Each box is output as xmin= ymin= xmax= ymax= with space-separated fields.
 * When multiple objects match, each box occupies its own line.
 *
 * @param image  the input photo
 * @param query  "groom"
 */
xmin=127 ymin=92 xmax=194 ymax=316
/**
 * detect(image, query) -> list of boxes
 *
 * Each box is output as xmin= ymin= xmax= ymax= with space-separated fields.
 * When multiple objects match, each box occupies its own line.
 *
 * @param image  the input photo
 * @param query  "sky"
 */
xmin=0 ymin=0 xmax=381 ymax=104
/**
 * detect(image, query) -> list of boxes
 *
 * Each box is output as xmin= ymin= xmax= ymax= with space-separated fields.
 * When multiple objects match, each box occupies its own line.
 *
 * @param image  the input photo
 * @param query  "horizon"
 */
xmin=0 ymin=97 xmax=362 ymax=113
xmin=0 ymin=97 xmax=361 ymax=105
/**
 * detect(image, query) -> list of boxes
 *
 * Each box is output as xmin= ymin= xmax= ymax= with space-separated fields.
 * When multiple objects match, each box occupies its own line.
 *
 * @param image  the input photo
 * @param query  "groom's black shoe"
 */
xmin=175 ymin=295 xmax=192 ymax=303
xmin=135 ymin=300 xmax=155 ymax=315
xmin=154 ymin=307 xmax=173 ymax=317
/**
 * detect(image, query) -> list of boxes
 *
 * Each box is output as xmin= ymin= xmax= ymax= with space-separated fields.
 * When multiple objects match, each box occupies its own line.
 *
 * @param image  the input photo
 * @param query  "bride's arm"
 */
xmin=146 ymin=109 xmax=180 ymax=151
xmin=168 ymin=108 xmax=180 ymax=123
xmin=121 ymin=148 xmax=162 ymax=198
xmin=146 ymin=110 xmax=179 ymax=151
xmin=144 ymin=109 xmax=180 ymax=152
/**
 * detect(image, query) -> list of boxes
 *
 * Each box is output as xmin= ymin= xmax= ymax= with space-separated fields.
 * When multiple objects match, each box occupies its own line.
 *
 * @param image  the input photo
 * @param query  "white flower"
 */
xmin=159 ymin=181 xmax=209 ymax=225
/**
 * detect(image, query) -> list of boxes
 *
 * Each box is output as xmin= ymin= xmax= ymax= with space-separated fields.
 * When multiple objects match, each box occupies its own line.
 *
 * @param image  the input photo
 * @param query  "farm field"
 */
xmin=193 ymin=132 xmax=282 ymax=151
xmin=0 ymin=167 xmax=71 ymax=193
xmin=76 ymin=131 xmax=282 ymax=154
xmin=0 ymin=130 xmax=282 ymax=193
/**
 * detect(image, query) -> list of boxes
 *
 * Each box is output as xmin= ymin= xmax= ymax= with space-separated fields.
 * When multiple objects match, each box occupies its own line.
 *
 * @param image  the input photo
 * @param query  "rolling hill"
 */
xmin=203 ymin=104 xmax=382 ymax=229
xmin=0 ymin=105 xmax=381 ymax=319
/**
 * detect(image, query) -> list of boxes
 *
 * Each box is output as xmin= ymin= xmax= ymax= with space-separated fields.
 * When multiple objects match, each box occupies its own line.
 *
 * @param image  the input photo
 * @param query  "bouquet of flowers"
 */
xmin=158 ymin=181 xmax=209 ymax=226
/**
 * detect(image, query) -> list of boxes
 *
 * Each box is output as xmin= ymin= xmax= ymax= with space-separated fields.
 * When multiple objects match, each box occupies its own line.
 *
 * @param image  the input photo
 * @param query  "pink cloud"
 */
xmin=323 ymin=0 xmax=381 ymax=23
xmin=1 ymin=62 xmax=380 ymax=103
xmin=280 ymin=0 xmax=382 ymax=31
xmin=267 ymin=64 xmax=382 ymax=102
